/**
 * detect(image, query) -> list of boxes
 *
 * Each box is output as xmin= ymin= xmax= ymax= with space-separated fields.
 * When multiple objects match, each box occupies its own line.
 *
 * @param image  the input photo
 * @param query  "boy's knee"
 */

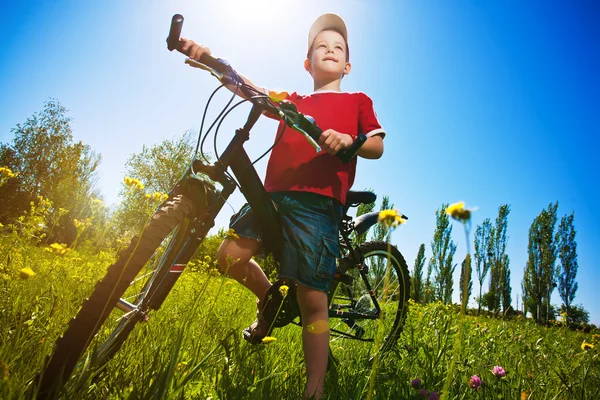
xmin=216 ymin=238 xmax=259 ymax=272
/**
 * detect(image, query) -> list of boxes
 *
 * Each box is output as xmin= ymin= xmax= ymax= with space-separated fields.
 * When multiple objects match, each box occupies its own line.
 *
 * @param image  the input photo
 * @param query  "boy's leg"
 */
xmin=296 ymin=283 xmax=330 ymax=400
xmin=217 ymin=237 xmax=271 ymax=300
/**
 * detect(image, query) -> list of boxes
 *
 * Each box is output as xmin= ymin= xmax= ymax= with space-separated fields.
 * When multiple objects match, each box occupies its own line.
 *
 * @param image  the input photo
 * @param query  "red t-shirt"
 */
xmin=263 ymin=90 xmax=385 ymax=205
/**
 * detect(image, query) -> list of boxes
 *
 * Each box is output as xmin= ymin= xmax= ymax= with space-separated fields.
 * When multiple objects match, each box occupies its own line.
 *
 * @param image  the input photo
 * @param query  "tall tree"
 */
xmin=523 ymin=202 xmax=558 ymax=323
xmin=474 ymin=219 xmax=493 ymax=315
xmin=429 ymin=204 xmax=457 ymax=304
xmin=500 ymin=254 xmax=512 ymax=314
xmin=0 ymin=99 xmax=101 ymax=243
xmin=556 ymin=212 xmax=578 ymax=325
xmin=459 ymin=254 xmax=473 ymax=309
xmin=410 ymin=243 xmax=426 ymax=303
xmin=488 ymin=205 xmax=511 ymax=316
xmin=113 ymin=132 xmax=195 ymax=239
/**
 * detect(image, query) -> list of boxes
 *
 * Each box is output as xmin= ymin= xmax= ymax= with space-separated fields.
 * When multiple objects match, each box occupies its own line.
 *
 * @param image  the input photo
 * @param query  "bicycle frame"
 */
xmin=128 ymin=103 xmax=388 ymax=344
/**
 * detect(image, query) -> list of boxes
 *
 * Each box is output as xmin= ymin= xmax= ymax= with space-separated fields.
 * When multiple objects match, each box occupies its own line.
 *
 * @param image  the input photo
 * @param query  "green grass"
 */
xmin=0 ymin=238 xmax=598 ymax=399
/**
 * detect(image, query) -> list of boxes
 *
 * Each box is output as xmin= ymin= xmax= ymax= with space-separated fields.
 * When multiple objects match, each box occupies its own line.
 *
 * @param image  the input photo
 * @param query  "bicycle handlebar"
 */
xmin=166 ymin=14 xmax=365 ymax=164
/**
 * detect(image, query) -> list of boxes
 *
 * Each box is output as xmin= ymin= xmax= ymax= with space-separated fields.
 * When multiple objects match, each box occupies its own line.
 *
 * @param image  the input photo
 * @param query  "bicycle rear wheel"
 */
xmin=37 ymin=195 xmax=193 ymax=399
xmin=329 ymin=240 xmax=410 ymax=355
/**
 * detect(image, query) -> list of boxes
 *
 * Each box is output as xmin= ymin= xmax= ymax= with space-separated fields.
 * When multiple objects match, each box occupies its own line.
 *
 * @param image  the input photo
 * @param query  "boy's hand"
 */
xmin=179 ymin=38 xmax=212 ymax=61
xmin=318 ymin=129 xmax=353 ymax=155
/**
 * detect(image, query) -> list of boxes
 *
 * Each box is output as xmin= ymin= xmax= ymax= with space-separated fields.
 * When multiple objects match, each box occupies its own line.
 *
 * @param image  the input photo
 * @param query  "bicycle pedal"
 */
xmin=334 ymin=272 xmax=354 ymax=285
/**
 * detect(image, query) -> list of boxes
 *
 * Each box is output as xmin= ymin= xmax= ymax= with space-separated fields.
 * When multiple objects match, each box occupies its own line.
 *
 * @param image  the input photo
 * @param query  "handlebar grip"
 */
xmin=166 ymin=14 xmax=231 ymax=75
xmin=337 ymin=134 xmax=367 ymax=164
xmin=167 ymin=14 xmax=184 ymax=51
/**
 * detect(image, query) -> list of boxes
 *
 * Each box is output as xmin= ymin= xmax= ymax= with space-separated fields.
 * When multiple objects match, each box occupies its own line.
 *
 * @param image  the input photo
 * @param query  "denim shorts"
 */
xmin=228 ymin=191 xmax=343 ymax=293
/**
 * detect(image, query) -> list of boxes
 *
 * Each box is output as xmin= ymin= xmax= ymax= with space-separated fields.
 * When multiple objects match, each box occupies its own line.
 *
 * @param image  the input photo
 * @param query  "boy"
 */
xmin=180 ymin=13 xmax=385 ymax=399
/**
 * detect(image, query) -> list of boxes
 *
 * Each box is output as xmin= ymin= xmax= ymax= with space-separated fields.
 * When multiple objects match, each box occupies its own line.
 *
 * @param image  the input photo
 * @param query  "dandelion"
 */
xmin=19 ymin=267 xmax=36 ymax=280
xmin=225 ymin=228 xmax=240 ymax=240
xmin=581 ymin=341 xmax=594 ymax=351
xmin=0 ymin=166 xmax=17 ymax=178
xmin=469 ymin=375 xmax=482 ymax=389
xmin=124 ymin=176 xmax=144 ymax=190
xmin=445 ymin=201 xmax=473 ymax=223
xmin=377 ymin=209 xmax=406 ymax=228
xmin=150 ymin=192 xmax=168 ymax=202
xmin=261 ymin=336 xmax=277 ymax=344
xmin=46 ymin=243 xmax=70 ymax=255
xmin=492 ymin=365 xmax=506 ymax=378
xmin=279 ymin=284 xmax=289 ymax=298
xmin=411 ymin=378 xmax=422 ymax=389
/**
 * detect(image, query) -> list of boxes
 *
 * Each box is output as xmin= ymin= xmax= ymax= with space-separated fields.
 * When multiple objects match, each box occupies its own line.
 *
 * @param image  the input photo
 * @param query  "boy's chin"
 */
xmin=312 ymin=70 xmax=344 ymax=81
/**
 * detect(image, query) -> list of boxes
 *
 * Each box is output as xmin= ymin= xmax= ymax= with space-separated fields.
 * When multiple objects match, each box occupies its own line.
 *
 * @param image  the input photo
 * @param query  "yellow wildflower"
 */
xmin=19 ymin=267 xmax=36 ymax=280
xmin=225 ymin=228 xmax=240 ymax=240
xmin=446 ymin=201 xmax=473 ymax=223
xmin=46 ymin=243 xmax=70 ymax=255
xmin=0 ymin=167 xmax=17 ymax=178
xmin=150 ymin=192 xmax=169 ymax=202
xmin=581 ymin=341 xmax=594 ymax=351
xmin=279 ymin=285 xmax=289 ymax=298
xmin=124 ymin=176 xmax=144 ymax=190
xmin=377 ymin=209 xmax=406 ymax=228
xmin=261 ymin=336 xmax=277 ymax=344
xmin=592 ymin=334 xmax=600 ymax=344
xmin=92 ymin=198 xmax=104 ymax=207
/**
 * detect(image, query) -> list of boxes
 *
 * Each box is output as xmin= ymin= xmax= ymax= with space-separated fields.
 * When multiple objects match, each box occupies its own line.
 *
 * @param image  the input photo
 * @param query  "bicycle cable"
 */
xmin=197 ymin=78 xmax=242 ymax=168
xmin=194 ymin=83 xmax=225 ymax=165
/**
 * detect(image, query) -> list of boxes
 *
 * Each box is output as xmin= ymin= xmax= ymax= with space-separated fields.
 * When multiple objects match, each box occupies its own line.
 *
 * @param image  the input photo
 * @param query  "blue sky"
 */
xmin=1 ymin=1 xmax=598 ymax=324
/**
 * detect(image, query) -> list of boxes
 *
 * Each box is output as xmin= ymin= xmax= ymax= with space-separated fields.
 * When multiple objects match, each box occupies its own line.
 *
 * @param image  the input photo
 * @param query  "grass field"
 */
xmin=1 ymin=237 xmax=598 ymax=399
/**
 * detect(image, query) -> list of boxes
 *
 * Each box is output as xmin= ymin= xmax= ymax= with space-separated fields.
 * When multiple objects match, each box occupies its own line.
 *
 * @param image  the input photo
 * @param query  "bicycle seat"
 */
xmin=345 ymin=190 xmax=376 ymax=206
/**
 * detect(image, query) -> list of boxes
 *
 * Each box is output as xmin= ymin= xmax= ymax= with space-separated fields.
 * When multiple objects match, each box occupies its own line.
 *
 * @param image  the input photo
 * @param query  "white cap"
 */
xmin=307 ymin=13 xmax=348 ymax=54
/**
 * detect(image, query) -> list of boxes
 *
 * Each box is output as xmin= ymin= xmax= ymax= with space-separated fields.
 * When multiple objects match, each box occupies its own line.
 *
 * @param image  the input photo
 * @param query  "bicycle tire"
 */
xmin=37 ymin=195 xmax=193 ymax=399
xmin=330 ymin=240 xmax=410 ymax=355
xmin=92 ymin=216 xmax=191 ymax=368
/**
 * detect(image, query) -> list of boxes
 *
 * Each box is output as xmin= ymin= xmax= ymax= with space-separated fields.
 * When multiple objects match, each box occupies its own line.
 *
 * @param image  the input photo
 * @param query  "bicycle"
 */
xmin=36 ymin=14 xmax=410 ymax=399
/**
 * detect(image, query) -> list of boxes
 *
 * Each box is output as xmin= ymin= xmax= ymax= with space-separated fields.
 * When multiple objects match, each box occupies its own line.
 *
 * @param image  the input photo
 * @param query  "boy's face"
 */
xmin=305 ymin=30 xmax=351 ymax=82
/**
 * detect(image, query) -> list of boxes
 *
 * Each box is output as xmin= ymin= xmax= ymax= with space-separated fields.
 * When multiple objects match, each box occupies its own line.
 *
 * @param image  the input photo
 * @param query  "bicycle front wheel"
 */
xmin=329 ymin=240 xmax=410 ymax=355
xmin=37 ymin=194 xmax=193 ymax=399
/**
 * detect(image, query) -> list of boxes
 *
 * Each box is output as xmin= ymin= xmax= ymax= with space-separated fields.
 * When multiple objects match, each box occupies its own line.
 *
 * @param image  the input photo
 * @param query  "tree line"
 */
xmin=405 ymin=201 xmax=585 ymax=326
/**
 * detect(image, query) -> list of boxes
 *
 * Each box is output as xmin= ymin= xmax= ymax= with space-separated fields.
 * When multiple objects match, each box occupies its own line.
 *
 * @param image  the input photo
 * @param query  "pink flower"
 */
xmin=492 ymin=365 xmax=506 ymax=378
xmin=411 ymin=378 xmax=423 ymax=389
xmin=470 ymin=375 xmax=482 ymax=389
xmin=418 ymin=388 xmax=429 ymax=397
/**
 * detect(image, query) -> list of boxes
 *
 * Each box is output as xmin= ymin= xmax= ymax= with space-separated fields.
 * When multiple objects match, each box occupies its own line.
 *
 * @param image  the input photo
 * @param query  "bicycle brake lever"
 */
xmin=292 ymin=121 xmax=321 ymax=152
xmin=185 ymin=58 xmax=224 ymax=80
xmin=184 ymin=58 xmax=239 ymax=86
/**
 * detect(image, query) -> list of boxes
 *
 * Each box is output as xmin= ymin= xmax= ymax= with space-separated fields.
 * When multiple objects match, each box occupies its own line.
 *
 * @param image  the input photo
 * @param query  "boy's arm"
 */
xmin=357 ymin=134 xmax=384 ymax=159
xmin=180 ymin=38 xmax=266 ymax=99
xmin=318 ymin=130 xmax=384 ymax=159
